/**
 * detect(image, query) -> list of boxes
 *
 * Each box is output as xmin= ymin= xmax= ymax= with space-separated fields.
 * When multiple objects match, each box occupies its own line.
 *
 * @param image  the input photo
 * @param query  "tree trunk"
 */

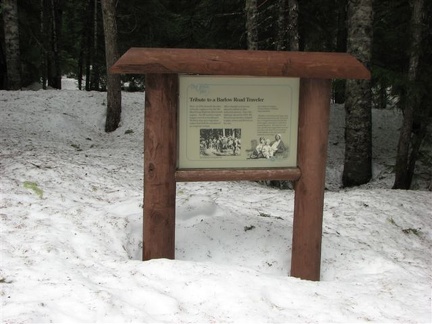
xmin=2 ymin=0 xmax=22 ymax=90
xmin=275 ymin=0 xmax=299 ymax=51
xmin=84 ymin=0 xmax=94 ymax=91
xmin=47 ymin=0 xmax=63 ymax=89
xmin=101 ymin=0 xmax=122 ymax=132
xmin=245 ymin=0 xmax=258 ymax=50
xmin=377 ymin=79 xmax=387 ymax=109
xmin=287 ymin=0 xmax=299 ymax=51
xmin=78 ymin=46 xmax=83 ymax=90
xmin=393 ymin=0 xmax=425 ymax=189
xmin=334 ymin=0 xmax=347 ymax=104
xmin=91 ymin=0 xmax=100 ymax=90
xmin=40 ymin=0 xmax=48 ymax=89
xmin=342 ymin=0 xmax=373 ymax=187
xmin=78 ymin=0 xmax=92 ymax=90
xmin=0 ymin=43 xmax=7 ymax=89
xmin=275 ymin=0 xmax=287 ymax=51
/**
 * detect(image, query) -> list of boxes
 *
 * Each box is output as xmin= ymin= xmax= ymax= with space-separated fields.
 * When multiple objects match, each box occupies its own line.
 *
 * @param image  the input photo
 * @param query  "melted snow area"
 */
xmin=1 ymin=80 xmax=431 ymax=323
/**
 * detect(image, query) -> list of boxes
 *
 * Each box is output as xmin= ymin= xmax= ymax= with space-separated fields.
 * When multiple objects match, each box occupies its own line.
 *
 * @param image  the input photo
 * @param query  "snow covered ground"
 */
xmin=1 ymin=78 xmax=431 ymax=323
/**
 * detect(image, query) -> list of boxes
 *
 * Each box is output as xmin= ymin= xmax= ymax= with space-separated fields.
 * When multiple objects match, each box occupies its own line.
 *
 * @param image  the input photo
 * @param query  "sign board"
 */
xmin=110 ymin=47 xmax=370 ymax=281
xmin=178 ymin=75 xmax=300 ymax=168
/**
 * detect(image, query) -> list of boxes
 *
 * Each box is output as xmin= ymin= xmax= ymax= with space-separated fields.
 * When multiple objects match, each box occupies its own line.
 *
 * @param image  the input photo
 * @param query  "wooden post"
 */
xmin=143 ymin=74 xmax=178 ymax=260
xmin=290 ymin=78 xmax=331 ymax=281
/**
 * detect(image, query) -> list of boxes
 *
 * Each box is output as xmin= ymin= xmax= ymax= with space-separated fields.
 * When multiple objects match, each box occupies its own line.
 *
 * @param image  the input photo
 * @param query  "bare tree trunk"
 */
xmin=91 ymin=0 xmax=100 ymax=90
xmin=41 ymin=0 xmax=63 ymax=89
xmin=77 ymin=0 xmax=91 ymax=90
xmin=78 ymin=46 xmax=83 ymax=90
xmin=40 ymin=0 xmax=48 ymax=89
xmin=276 ymin=0 xmax=287 ymax=51
xmin=84 ymin=0 xmax=94 ymax=91
xmin=342 ymin=0 xmax=373 ymax=187
xmin=0 ymin=43 xmax=7 ymax=89
xmin=101 ymin=0 xmax=122 ymax=132
xmin=275 ymin=0 xmax=299 ymax=51
xmin=334 ymin=0 xmax=347 ymax=104
xmin=287 ymin=0 xmax=299 ymax=51
xmin=393 ymin=0 xmax=425 ymax=189
xmin=2 ymin=0 xmax=21 ymax=90
xmin=47 ymin=0 xmax=63 ymax=89
xmin=245 ymin=0 xmax=258 ymax=50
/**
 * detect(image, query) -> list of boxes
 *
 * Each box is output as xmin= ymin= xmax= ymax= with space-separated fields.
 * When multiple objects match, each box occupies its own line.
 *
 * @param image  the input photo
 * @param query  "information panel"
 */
xmin=178 ymin=75 xmax=299 ymax=168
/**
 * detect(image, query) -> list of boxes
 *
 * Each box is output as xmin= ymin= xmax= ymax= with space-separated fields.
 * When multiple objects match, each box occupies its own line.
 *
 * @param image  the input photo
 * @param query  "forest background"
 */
xmin=1 ymin=0 xmax=431 ymax=190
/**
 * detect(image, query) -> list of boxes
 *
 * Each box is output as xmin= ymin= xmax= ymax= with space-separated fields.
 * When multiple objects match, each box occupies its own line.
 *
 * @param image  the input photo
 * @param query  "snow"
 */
xmin=1 ymin=78 xmax=431 ymax=323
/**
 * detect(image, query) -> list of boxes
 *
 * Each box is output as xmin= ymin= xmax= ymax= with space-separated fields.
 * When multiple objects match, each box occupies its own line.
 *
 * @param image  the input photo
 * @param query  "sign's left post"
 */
xmin=143 ymin=73 xmax=179 ymax=260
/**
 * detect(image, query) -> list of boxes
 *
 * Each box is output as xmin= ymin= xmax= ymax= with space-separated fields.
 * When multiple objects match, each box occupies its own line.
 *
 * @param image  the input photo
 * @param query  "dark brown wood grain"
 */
xmin=143 ymin=74 xmax=178 ymax=260
xmin=110 ymin=48 xmax=371 ymax=79
xmin=175 ymin=168 xmax=301 ymax=182
xmin=290 ymin=78 xmax=332 ymax=281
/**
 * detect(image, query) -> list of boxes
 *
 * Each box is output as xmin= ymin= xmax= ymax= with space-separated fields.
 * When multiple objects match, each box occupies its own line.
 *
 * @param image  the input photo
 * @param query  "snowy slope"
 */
xmin=0 ymin=82 xmax=431 ymax=323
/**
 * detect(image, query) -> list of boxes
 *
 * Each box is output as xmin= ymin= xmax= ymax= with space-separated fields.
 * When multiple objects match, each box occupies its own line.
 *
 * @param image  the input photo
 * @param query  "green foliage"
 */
xmin=168 ymin=0 xmax=245 ymax=49
xmin=23 ymin=181 xmax=43 ymax=199
xmin=299 ymin=0 xmax=341 ymax=51
xmin=115 ymin=0 xmax=197 ymax=50
xmin=5 ymin=0 xmax=430 ymax=104
xmin=373 ymin=0 xmax=411 ymax=69
xmin=371 ymin=0 xmax=414 ymax=111
xmin=371 ymin=66 xmax=404 ymax=109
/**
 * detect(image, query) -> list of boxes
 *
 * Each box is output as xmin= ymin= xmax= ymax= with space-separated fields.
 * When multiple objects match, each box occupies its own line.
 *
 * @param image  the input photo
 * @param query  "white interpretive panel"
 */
xmin=178 ymin=75 xmax=299 ymax=168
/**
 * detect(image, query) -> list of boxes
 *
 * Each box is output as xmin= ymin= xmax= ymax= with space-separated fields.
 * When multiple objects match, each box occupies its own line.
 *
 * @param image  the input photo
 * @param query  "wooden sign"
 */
xmin=110 ymin=48 xmax=370 ymax=281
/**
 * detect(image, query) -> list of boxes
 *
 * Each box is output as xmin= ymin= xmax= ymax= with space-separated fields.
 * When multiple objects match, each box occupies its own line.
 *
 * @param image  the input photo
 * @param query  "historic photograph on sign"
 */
xmin=200 ymin=128 xmax=242 ymax=157
xmin=178 ymin=75 xmax=299 ymax=168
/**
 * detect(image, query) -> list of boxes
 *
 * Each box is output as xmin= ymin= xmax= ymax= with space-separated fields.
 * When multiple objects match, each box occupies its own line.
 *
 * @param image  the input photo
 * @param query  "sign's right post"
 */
xmin=291 ymin=78 xmax=332 ymax=281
